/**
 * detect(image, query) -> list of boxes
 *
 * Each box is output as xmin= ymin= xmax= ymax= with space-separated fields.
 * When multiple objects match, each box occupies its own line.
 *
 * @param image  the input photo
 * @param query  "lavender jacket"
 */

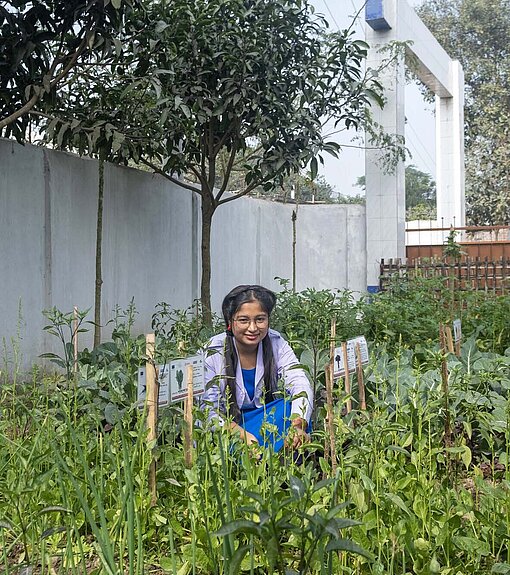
xmin=201 ymin=329 xmax=313 ymax=425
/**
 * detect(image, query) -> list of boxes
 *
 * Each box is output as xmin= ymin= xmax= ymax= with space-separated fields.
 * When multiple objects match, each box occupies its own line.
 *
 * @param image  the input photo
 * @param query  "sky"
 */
xmin=309 ymin=0 xmax=436 ymax=196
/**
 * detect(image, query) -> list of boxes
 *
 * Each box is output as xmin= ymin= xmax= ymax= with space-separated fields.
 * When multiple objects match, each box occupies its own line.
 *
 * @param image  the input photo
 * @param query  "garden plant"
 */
xmin=1 ymin=277 xmax=510 ymax=574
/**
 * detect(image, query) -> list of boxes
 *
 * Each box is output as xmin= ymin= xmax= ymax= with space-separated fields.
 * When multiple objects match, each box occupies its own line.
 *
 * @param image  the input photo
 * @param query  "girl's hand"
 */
xmin=230 ymin=422 xmax=259 ymax=447
xmin=243 ymin=431 xmax=259 ymax=446
xmin=243 ymin=431 xmax=262 ymax=460
xmin=285 ymin=418 xmax=310 ymax=449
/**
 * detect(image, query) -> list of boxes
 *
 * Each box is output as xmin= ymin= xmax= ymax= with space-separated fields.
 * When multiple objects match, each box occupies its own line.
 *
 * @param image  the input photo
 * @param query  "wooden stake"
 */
xmin=342 ymin=342 xmax=352 ymax=413
xmin=355 ymin=343 xmax=366 ymax=410
xmin=445 ymin=326 xmax=454 ymax=354
xmin=455 ymin=335 xmax=462 ymax=358
xmin=439 ymin=325 xmax=451 ymax=448
xmin=145 ymin=334 xmax=158 ymax=505
xmin=325 ymin=319 xmax=337 ymax=476
xmin=184 ymin=364 xmax=194 ymax=469
xmin=73 ymin=306 xmax=79 ymax=375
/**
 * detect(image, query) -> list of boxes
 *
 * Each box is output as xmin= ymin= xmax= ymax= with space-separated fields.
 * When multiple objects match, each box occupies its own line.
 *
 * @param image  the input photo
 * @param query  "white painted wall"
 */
xmin=0 ymin=139 xmax=367 ymax=372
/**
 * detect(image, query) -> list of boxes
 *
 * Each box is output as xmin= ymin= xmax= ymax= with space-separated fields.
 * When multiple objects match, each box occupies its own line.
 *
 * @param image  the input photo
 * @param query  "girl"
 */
xmin=201 ymin=285 xmax=313 ymax=452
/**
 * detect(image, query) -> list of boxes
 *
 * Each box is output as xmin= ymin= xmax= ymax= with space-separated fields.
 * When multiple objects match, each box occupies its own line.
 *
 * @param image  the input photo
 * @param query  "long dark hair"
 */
xmin=222 ymin=285 xmax=277 ymax=422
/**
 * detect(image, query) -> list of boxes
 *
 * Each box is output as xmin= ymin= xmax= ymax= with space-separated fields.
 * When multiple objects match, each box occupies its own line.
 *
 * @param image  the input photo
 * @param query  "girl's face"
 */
xmin=231 ymin=300 xmax=269 ymax=352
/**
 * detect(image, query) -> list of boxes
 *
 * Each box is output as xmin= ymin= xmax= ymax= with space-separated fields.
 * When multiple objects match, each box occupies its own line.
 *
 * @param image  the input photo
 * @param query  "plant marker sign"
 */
xmin=170 ymin=355 xmax=205 ymax=402
xmin=333 ymin=336 xmax=369 ymax=377
xmin=453 ymin=319 xmax=462 ymax=344
xmin=137 ymin=354 xmax=205 ymax=406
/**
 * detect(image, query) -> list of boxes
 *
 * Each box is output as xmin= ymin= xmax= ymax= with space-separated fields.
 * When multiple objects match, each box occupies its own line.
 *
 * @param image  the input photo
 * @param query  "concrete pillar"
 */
xmin=365 ymin=0 xmax=465 ymax=288
xmin=365 ymin=0 xmax=406 ymax=289
xmin=436 ymin=60 xmax=465 ymax=227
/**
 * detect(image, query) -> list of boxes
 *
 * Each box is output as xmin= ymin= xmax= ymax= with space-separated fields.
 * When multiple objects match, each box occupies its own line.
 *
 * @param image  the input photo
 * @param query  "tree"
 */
xmin=405 ymin=164 xmax=436 ymax=219
xmin=264 ymin=174 xmax=365 ymax=204
xmin=0 ymin=0 xmax=138 ymax=139
xmin=42 ymin=0 xmax=395 ymax=322
xmin=417 ymin=0 xmax=510 ymax=225
xmin=223 ymin=170 xmax=335 ymax=204
xmin=354 ymin=164 xmax=436 ymax=220
xmin=1 ymin=1 xmax=140 ymax=347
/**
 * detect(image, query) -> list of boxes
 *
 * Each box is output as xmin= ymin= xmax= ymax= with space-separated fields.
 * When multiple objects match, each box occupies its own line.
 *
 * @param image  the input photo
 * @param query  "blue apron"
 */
xmin=240 ymin=367 xmax=291 ymax=452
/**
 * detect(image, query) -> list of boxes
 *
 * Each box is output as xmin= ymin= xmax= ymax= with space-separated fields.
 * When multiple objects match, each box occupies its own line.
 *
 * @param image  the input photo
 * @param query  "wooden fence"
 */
xmin=405 ymin=225 xmax=510 ymax=261
xmin=380 ymin=257 xmax=510 ymax=294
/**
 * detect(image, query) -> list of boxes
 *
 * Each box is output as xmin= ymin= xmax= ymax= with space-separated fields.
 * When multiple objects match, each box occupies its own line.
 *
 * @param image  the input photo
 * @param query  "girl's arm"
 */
xmin=201 ymin=344 xmax=227 ymax=425
xmin=229 ymin=421 xmax=259 ymax=445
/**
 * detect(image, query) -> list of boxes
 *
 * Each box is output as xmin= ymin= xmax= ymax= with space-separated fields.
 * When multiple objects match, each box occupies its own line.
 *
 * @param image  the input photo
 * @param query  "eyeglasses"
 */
xmin=233 ymin=316 xmax=269 ymax=327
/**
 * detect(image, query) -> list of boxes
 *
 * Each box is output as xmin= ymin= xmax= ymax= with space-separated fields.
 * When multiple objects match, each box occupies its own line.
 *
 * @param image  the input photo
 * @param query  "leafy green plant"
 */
xmin=40 ymin=307 xmax=89 ymax=380
xmin=151 ymin=300 xmax=221 ymax=360
xmin=215 ymin=469 xmax=372 ymax=574
xmin=4 ymin=288 xmax=510 ymax=574
xmin=442 ymin=229 xmax=466 ymax=261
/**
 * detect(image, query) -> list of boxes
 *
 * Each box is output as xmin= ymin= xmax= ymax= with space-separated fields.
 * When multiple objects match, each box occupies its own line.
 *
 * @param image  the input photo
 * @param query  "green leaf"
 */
xmin=325 ymin=538 xmax=374 ymax=560
xmin=215 ymin=519 xmax=260 ymax=537
xmin=0 ymin=521 xmax=13 ymax=531
xmin=229 ymin=544 xmax=250 ymax=575
xmin=385 ymin=493 xmax=411 ymax=516
xmin=39 ymin=506 xmax=71 ymax=515
xmin=453 ymin=535 xmax=491 ymax=556
xmin=289 ymin=475 xmax=305 ymax=500
xmin=310 ymin=157 xmax=318 ymax=180
xmin=159 ymin=557 xmax=175 ymax=572
xmin=41 ymin=526 xmax=67 ymax=539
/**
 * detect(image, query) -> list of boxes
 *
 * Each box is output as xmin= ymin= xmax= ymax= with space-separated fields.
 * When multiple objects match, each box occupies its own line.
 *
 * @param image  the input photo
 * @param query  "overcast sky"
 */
xmin=309 ymin=0 xmax=436 ymax=196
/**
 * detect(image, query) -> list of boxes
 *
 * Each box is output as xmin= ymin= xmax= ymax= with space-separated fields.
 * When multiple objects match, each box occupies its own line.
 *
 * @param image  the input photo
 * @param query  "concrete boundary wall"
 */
xmin=0 ymin=139 xmax=366 ymax=371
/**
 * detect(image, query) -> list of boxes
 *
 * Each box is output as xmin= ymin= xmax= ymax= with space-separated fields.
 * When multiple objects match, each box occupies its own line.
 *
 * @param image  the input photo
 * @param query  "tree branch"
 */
xmin=207 ymin=119 xmax=216 ymax=192
xmin=140 ymin=158 xmax=202 ymax=194
xmin=215 ymin=145 xmax=238 ymax=202
xmin=217 ymin=178 xmax=271 ymax=206
xmin=199 ymin=134 xmax=215 ymax=202
xmin=0 ymin=93 xmax=39 ymax=130
xmin=0 ymin=34 xmax=88 ymax=131
xmin=212 ymin=120 xmax=238 ymax=157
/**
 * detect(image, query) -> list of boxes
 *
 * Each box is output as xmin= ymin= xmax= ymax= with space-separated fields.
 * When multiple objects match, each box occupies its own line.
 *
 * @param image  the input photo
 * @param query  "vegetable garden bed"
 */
xmin=1 ymin=277 xmax=509 ymax=574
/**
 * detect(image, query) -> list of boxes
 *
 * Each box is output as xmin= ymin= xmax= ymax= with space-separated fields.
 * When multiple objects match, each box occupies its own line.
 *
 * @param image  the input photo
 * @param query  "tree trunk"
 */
xmin=94 ymin=158 xmax=104 ymax=347
xmin=200 ymin=193 xmax=216 ymax=326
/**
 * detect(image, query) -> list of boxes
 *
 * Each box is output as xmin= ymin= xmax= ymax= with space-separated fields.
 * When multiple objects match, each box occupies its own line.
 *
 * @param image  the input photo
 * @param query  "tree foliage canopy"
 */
xmin=45 ymin=0 xmax=385 ymax=197
xmin=355 ymin=164 xmax=436 ymax=220
xmin=417 ymin=0 xmax=510 ymax=225
xmin=34 ymin=0 xmax=389 ymax=315
xmin=0 ymin=0 xmax=137 ymax=139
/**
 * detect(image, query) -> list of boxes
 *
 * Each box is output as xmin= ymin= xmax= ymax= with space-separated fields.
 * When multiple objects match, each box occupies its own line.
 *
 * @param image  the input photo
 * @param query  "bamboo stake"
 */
xmin=323 ymin=366 xmax=331 ymax=470
xmin=325 ymin=318 xmax=337 ymax=476
xmin=73 ymin=306 xmax=79 ymax=375
xmin=439 ymin=325 xmax=451 ymax=449
xmin=445 ymin=326 xmax=454 ymax=354
xmin=342 ymin=342 xmax=352 ymax=414
xmin=184 ymin=364 xmax=194 ymax=469
xmin=145 ymin=334 xmax=158 ymax=505
xmin=455 ymin=334 xmax=462 ymax=358
xmin=355 ymin=343 xmax=366 ymax=410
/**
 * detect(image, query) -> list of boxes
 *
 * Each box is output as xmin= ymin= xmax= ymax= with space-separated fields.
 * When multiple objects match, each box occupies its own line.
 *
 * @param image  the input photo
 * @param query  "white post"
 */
xmin=365 ymin=0 xmax=406 ymax=290
xmin=436 ymin=60 xmax=465 ymax=228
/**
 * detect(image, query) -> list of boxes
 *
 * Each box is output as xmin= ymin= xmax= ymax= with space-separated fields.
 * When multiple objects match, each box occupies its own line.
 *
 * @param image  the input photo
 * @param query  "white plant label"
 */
xmin=137 ymin=365 xmax=170 ymax=407
xmin=453 ymin=319 xmax=462 ymax=344
xmin=137 ymin=354 xmax=205 ymax=406
xmin=333 ymin=336 xmax=369 ymax=377
xmin=170 ymin=354 xmax=205 ymax=402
